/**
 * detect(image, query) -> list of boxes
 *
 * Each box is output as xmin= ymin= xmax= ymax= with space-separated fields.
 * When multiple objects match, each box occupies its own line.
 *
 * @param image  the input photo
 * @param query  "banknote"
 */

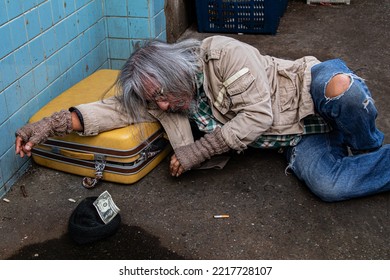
xmin=93 ymin=190 xmax=120 ymax=224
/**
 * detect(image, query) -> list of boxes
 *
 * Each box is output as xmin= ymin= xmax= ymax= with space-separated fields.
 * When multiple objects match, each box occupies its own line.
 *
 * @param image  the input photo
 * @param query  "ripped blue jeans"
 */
xmin=285 ymin=59 xmax=389 ymax=202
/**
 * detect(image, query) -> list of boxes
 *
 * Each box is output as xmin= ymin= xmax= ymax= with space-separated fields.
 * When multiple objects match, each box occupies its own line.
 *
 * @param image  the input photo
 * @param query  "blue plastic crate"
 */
xmin=196 ymin=0 xmax=288 ymax=34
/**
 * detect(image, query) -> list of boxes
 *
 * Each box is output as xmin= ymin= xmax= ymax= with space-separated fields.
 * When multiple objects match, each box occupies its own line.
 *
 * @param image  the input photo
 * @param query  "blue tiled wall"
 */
xmin=105 ymin=0 xmax=166 ymax=69
xmin=0 ymin=0 xmax=167 ymax=198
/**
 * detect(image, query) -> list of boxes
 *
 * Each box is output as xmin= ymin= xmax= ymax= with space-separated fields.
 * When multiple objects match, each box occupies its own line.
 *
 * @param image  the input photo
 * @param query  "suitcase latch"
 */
xmin=82 ymin=155 xmax=106 ymax=189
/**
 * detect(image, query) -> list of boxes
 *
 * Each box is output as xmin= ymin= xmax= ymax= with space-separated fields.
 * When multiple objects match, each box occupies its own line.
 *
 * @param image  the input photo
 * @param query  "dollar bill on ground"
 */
xmin=93 ymin=190 xmax=120 ymax=224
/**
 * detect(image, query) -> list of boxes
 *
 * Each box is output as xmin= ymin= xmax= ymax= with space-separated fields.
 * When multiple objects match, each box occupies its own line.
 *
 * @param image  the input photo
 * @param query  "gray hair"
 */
xmin=115 ymin=38 xmax=202 ymax=124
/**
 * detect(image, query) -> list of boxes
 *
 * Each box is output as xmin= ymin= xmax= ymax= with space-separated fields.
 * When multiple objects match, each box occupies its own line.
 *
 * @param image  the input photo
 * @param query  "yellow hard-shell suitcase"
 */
xmin=30 ymin=69 xmax=172 ymax=186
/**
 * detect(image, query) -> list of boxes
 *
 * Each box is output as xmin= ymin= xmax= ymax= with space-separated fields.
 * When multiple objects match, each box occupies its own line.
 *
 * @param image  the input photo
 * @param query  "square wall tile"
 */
xmin=85 ymin=42 xmax=106 ymax=73
xmin=55 ymin=21 xmax=68 ymax=48
xmin=0 ymin=54 xmax=17 ymax=91
xmin=108 ymin=38 xmax=131 ymax=59
xmin=67 ymin=38 xmax=82 ymax=66
xmin=0 ymin=120 xmax=12 ymax=156
xmin=9 ymin=15 xmax=28 ymax=49
xmin=3 ymin=80 xmax=22 ymax=116
xmin=19 ymin=71 xmax=37 ymax=101
xmin=89 ymin=19 xmax=106 ymax=48
xmin=95 ymin=18 xmax=107 ymax=42
xmin=96 ymin=41 xmax=108 ymax=65
xmin=105 ymin=0 xmax=127 ymax=16
xmin=77 ymin=1 xmax=103 ymax=33
xmin=23 ymin=95 xmax=40 ymax=120
xmin=79 ymin=32 xmax=92 ymax=57
xmin=66 ymin=13 xmax=79 ymax=41
xmin=0 ymin=92 xmax=8 ymax=124
xmin=0 ymin=24 xmax=13 ymax=59
xmin=14 ymin=44 xmax=32 ymax=77
xmin=67 ymin=61 xmax=85 ymax=87
xmin=42 ymin=28 xmax=58 ymax=57
xmin=0 ymin=1 xmax=8 ymax=25
xmin=51 ymin=0 xmax=65 ymax=24
xmin=63 ymin=0 xmax=76 ymax=17
xmin=37 ymin=86 xmax=53 ymax=108
xmin=36 ymin=83 xmax=53 ymax=108
xmin=46 ymin=54 xmax=61 ymax=84
xmin=49 ymin=73 xmax=67 ymax=98
xmin=32 ymin=61 xmax=48 ymax=93
xmin=29 ymin=36 xmax=45 ymax=67
xmin=77 ymin=4 xmax=93 ymax=32
xmin=90 ymin=0 xmax=104 ymax=20
xmin=57 ymin=44 xmax=72 ymax=72
xmin=127 ymin=0 xmax=149 ymax=17
xmin=128 ymin=17 xmax=150 ymax=39
xmin=24 ymin=8 xmax=41 ymax=40
xmin=38 ymin=1 xmax=53 ymax=32
xmin=107 ymin=17 xmax=128 ymax=38
xmin=5 ymin=0 xmax=23 ymax=20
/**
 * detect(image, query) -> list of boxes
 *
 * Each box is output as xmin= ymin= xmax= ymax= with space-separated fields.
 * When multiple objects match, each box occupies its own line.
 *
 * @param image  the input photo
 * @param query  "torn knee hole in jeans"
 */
xmin=324 ymin=73 xmax=373 ymax=111
xmin=324 ymin=73 xmax=353 ymax=100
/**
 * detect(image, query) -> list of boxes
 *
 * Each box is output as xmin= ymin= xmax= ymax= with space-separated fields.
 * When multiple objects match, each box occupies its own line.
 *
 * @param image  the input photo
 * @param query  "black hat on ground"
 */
xmin=68 ymin=196 xmax=121 ymax=245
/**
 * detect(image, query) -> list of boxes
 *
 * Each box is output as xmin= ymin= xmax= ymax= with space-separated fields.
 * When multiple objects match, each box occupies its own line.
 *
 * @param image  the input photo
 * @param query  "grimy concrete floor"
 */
xmin=1 ymin=0 xmax=389 ymax=260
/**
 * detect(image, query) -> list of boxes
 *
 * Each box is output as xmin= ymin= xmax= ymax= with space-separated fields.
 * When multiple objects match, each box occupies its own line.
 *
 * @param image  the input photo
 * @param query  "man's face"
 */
xmin=145 ymin=83 xmax=194 ymax=114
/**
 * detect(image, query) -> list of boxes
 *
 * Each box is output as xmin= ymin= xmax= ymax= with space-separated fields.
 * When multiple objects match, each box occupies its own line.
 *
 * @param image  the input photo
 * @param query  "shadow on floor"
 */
xmin=7 ymin=224 xmax=186 ymax=260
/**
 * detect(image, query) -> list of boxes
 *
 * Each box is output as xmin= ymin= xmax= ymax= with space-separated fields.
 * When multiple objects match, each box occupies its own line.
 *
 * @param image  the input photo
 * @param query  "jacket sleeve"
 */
xmin=148 ymin=109 xmax=195 ymax=149
xmin=73 ymin=96 xmax=157 ymax=136
xmin=207 ymin=40 xmax=274 ymax=150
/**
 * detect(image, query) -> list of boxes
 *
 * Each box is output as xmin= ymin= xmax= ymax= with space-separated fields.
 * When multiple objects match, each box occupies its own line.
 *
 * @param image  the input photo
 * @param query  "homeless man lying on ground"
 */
xmin=15 ymin=36 xmax=390 ymax=202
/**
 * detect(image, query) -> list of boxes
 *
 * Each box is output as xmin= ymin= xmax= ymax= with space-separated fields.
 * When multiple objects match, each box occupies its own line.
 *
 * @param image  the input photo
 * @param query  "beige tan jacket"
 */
xmin=75 ymin=36 xmax=320 ymax=151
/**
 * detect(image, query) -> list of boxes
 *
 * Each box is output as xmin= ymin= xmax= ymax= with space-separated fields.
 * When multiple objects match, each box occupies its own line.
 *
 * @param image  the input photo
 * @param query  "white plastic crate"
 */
xmin=307 ymin=0 xmax=350 ymax=4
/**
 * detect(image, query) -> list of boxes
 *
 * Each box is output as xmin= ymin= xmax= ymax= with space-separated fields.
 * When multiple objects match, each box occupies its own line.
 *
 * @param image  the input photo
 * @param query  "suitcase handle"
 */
xmin=60 ymin=149 xmax=95 ymax=160
xmin=59 ymin=149 xmax=141 ymax=162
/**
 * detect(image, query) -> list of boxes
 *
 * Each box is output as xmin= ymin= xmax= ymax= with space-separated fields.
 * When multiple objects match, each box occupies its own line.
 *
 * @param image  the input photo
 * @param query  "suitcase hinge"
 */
xmin=82 ymin=155 xmax=107 ymax=189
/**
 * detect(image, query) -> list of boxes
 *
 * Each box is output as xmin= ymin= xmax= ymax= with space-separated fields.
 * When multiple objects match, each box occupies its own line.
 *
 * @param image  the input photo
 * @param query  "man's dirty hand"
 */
xmin=15 ymin=136 xmax=34 ymax=157
xmin=170 ymin=154 xmax=185 ymax=177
